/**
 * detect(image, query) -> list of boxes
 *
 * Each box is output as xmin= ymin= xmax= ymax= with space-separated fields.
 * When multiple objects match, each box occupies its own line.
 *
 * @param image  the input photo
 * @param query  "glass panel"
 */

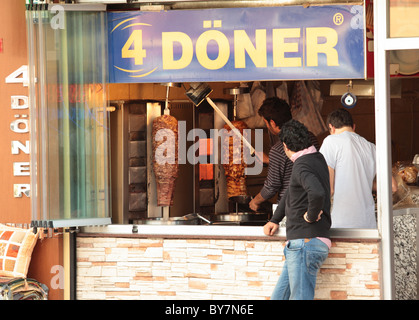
xmin=26 ymin=8 xmax=111 ymax=227
xmin=389 ymin=0 xmax=419 ymax=38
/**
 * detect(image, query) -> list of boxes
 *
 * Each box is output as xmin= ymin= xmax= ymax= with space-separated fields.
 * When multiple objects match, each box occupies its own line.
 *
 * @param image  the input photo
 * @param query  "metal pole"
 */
xmin=374 ymin=0 xmax=395 ymax=300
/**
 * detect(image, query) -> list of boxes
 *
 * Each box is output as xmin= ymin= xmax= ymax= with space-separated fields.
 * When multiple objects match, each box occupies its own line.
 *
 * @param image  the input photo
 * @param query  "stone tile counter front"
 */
xmin=76 ymin=226 xmax=381 ymax=300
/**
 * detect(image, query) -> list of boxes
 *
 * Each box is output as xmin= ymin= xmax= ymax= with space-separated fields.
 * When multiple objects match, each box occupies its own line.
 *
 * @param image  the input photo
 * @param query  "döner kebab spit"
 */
xmin=152 ymin=114 xmax=179 ymax=206
xmin=222 ymin=120 xmax=248 ymax=198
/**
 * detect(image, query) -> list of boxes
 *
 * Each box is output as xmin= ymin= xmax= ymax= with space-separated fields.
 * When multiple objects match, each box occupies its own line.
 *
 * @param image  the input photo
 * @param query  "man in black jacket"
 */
xmin=249 ymin=97 xmax=319 ymax=212
xmin=263 ymin=119 xmax=331 ymax=300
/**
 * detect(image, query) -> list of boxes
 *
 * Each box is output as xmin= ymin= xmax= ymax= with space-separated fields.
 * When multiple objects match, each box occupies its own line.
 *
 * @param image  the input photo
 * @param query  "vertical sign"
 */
xmin=5 ymin=65 xmax=30 ymax=198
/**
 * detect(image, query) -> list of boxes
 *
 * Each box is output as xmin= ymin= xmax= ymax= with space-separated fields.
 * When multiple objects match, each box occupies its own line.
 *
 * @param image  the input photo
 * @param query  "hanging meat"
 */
xmin=152 ymin=114 xmax=179 ymax=206
xmin=222 ymin=120 xmax=248 ymax=198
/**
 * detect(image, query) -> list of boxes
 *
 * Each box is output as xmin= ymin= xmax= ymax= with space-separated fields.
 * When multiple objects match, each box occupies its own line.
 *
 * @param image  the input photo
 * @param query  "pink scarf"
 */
xmin=290 ymin=145 xmax=317 ymax=162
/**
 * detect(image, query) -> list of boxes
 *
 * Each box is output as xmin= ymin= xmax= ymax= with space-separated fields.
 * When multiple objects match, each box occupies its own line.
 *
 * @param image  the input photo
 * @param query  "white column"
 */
xmin=374 ymin=0 xmax=395 ymax=300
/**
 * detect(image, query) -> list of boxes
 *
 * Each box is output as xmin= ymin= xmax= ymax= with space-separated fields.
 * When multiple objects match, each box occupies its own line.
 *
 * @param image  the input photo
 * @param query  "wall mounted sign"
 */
xmin=5 ymin=65 xmax=30 ymax=198
xmin=108 ymin=5 xmax=365 ymax=83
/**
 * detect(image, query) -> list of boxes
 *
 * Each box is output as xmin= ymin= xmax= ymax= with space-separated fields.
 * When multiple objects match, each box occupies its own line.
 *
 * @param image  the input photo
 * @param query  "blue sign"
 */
xmin=108 ymin=5 xmax=365 ymax=83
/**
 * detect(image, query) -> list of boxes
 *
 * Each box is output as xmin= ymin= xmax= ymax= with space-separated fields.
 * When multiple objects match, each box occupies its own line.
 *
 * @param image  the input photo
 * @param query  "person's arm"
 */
xmin=249 ymin=193 xmax=266 ymax=211
xmin=255 ymin=150 xmax=269 ymax=164
xmin=263 ymin=221 xmax=279 ymax=236
xmin=391 ymin=175 xmax=398 ymax=193
xmin=319 ymin=137 xmax=335 ymax=198
xmin=300 ymin=168 xmax=327 ymax=223
xmin=263 ymin=189 xmax=287 ymax=236
xmin=373 ymin=175 xmax=398 ymax=193
xmin=328 ymin=166 xmax=335 ymax=197
xmin=270 ymin=188 xmax=287 ymax=224
xmin=304 ymin=210 xmax=323 ymax=223
xmin=259 ymin=145 xmax=291 ymax=203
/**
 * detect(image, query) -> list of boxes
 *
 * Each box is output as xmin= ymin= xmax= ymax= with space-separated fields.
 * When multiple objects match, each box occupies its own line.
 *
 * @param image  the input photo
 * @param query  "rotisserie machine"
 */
xmin=110 ymin=83 xmax=271 ymax=226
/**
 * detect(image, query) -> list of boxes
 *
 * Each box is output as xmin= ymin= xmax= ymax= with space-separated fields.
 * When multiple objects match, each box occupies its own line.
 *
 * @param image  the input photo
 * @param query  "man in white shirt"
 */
xmin=320 ymin=108 xmax=377 ymax=228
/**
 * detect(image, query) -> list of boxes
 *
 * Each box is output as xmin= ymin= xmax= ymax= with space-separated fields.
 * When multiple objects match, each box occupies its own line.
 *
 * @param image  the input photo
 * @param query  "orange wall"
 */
xmin=0 ymin=0 xmax=30 ymax=223
xmin=0 ymin=0 xmax=63 ymax=300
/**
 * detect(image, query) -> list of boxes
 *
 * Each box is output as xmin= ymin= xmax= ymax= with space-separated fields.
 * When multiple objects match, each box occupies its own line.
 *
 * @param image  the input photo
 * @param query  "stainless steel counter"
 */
xmin=80 ymin=224 xmax=380 ymax=240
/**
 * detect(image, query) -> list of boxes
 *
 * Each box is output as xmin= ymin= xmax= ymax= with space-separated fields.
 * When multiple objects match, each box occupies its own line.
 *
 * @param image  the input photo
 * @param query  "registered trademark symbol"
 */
xmin=333 ymin=13 xmax=344 ymax=25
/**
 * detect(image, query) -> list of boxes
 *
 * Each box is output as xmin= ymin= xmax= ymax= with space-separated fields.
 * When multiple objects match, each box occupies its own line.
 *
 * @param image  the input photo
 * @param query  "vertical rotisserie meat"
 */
xmin=152 ymin=114 xmax=179 ymax=206
xmin=222 ymin=120 xmax=248 ymax=198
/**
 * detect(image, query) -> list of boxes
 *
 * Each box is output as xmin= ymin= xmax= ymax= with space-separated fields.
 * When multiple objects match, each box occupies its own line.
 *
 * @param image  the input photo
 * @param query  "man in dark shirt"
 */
xmin=264 ymin=119 xmax=331 ymax=300
xmin=249 ymin=97 xmax=319 ymax=212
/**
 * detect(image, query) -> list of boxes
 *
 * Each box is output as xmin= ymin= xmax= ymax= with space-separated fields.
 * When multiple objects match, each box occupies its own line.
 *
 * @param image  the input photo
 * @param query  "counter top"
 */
xmin=79 ymin=224 xmax=380 ymax=241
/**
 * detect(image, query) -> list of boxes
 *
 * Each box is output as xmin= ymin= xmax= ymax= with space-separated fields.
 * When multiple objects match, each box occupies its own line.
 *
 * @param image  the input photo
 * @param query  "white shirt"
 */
xmin=320 ymin=131 xmax=376 ymax=228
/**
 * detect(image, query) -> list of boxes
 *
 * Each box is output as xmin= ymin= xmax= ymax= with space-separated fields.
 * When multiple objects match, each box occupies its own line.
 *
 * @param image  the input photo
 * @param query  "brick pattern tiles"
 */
xmin=76 ymin=237 xmax=380 ymax=300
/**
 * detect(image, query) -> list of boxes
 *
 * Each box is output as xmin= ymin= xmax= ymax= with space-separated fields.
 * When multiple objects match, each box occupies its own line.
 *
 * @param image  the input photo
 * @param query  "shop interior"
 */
xmin=107 ymin=74 xmax=419 ymax=225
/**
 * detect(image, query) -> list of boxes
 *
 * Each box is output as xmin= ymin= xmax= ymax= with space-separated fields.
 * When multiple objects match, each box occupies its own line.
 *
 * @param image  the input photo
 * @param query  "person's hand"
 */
xmin=303 ymin=210 xmax=323 ymax=223
xmin=391 ymin=175 xmax=398 ymax=194
xmin=263 ymin=221 xmax=279 ymax=236
xmin=249 ymin=199 xmax=259 ymax=211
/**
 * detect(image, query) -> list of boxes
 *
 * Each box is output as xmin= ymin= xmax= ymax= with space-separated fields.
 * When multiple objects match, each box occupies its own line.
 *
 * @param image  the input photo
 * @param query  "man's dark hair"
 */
xmin=279 ymin=119 xmax=312 ymax=152
xmin=326 ymin=108 xmax=354 ymax=129
xmin=258 ymin=97 xmax=292 ymax=129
